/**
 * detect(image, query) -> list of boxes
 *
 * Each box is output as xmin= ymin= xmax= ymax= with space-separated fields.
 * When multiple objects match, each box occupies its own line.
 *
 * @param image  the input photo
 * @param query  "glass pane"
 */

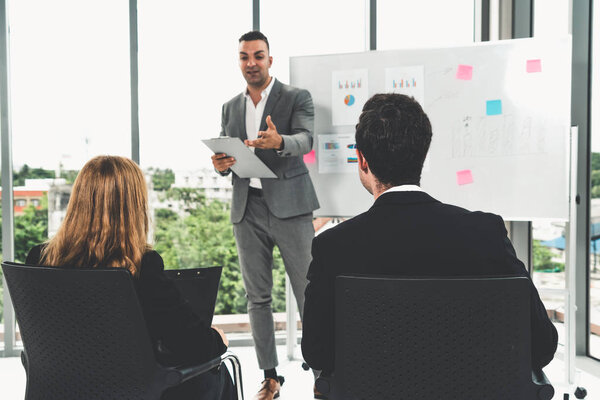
xmin=8 ymin=0 xmax=131 ymax=346
xmin=532 ymin=221 xmax=566 ymax=349
xmin=261 ymin=0 xmax=367 ymax=83
xmin=378 ymin=0 xmax=474 ymax=50
xmin=530 ymin=0 xmax=572 ymax=355
xmin=138 ymin=0 xmax=251 ymax=315
xmin=590 ymin=0 xmax=600 ymax=359
xmin=533 ymin=0 xmax=570 ymax=38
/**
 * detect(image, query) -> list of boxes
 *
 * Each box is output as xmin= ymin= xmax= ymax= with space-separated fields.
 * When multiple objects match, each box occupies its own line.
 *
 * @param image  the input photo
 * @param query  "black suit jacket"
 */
xmin=301 ymin=191 xmax=558 ymax=373
xmin=26 ymin=245 xmax=226 ymax=367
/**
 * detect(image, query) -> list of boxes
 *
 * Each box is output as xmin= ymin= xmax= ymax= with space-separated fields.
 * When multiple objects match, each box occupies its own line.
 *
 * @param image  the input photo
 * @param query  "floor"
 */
xmin=2 ymin=344 xmax=600 ymax=399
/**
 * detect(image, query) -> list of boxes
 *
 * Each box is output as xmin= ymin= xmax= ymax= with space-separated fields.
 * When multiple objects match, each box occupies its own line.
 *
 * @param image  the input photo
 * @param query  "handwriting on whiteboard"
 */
xmin=451 ymin=115 xmax=546 ymax=158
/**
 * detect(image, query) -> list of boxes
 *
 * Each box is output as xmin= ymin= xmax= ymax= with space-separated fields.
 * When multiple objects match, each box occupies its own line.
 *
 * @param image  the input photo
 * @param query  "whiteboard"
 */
xmin=290 ymin=37 xmax=571 ymax=221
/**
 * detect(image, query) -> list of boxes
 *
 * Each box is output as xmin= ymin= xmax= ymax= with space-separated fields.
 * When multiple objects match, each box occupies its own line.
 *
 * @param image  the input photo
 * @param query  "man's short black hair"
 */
xmin=239 ymin=31 xmax=270 ymax=52
xmin=355 ymin=93 xmax=432 ymax=186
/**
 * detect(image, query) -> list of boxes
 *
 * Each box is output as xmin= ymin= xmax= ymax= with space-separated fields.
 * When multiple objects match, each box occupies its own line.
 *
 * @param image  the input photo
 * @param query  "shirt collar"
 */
xmin=381 ymin=184 xmax=424 ymax=195
xmin=245 ymin=76 xmax=275 ymax=99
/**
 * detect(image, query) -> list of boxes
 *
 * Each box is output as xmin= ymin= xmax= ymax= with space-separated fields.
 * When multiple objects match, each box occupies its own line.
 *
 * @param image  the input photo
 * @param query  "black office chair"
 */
xmin=2 ymin=261 xmax=243 ymax=400
xmin=316 ymin=275 xmax=554 ymax=400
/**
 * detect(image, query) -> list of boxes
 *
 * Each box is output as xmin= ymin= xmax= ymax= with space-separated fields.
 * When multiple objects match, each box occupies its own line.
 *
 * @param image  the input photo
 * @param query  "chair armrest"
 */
xmin=176 ymin=356 xmax=222 ymax=384
xmin=532 ymin=368 xmax=554 ymax=400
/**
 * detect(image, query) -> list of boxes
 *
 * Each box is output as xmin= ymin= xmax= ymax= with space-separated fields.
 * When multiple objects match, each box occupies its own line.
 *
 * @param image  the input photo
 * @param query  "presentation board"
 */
xmin=290 ymin=37 xmax=571 ymax=221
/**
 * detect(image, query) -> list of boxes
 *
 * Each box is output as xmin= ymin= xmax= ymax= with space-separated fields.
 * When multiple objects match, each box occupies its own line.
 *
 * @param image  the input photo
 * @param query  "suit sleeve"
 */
xmin=301 ymin=235 xmax=336 ymax=373
xmin=137 ymin=251 xmax=227 ymax=366
xmin=279 ymin=89 xmax=314 ymax=157
xmin=216 ymin=103 xmax=232 ymax=177
xmin=500 ymin=226 xmax=558 ymax=369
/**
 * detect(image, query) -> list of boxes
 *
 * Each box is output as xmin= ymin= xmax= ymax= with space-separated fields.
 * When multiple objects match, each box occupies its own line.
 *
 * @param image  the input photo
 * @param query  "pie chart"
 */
xmin=344 ymin=94 xmax=355 ymax=106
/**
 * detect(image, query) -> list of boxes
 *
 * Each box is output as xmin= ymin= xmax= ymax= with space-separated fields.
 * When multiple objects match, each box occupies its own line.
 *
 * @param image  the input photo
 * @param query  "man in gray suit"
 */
xmin=212 ymin=31 xmax=320 ymax=400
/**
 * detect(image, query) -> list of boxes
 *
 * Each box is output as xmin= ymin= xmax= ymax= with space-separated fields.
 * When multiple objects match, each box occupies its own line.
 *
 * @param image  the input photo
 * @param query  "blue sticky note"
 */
xmin=486 ymin=100 xmax=502 ymax=116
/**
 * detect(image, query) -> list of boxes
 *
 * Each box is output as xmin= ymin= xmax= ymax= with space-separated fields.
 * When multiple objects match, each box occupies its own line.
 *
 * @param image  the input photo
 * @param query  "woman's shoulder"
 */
xmin=140 ymin=250 xmax=165 ymax=273
xmin=25 ymin=243 xmax=46 ymax=265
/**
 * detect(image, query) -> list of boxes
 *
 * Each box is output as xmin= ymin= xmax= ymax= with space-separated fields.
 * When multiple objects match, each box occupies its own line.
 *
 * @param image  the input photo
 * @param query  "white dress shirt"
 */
xmin=381 ymin=184 xmax=424 ymax=195
xmin=245 ymin=77 xmax=276 ymax=189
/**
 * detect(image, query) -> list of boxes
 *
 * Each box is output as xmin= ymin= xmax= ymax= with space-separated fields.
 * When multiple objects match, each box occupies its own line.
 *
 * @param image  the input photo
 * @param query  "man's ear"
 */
xmin=357 ymin=149 xmax=369 ymax=173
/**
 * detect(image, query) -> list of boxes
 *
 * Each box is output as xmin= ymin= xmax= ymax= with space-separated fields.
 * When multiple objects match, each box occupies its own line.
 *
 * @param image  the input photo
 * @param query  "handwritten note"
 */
xmin=456 ymin=64 xmax=473 ymax=80
xmin=526 ymin=59 xmax=542 ymax=73
xmin=456 ymin=170 xmax=474 ymax=186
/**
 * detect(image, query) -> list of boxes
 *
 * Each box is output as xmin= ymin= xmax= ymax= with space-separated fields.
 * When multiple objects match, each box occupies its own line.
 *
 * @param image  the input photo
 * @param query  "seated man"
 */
xmin=301 ymin=93 xmax=558 ymax=374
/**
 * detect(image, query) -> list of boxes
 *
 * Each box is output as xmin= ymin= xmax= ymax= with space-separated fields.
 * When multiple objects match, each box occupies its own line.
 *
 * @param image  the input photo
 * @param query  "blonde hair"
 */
xmin=40 ymin=156 xmax=150 ymax=275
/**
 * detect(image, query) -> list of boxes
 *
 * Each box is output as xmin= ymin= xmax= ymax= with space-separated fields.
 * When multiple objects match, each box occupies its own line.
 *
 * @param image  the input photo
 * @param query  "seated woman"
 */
xmin=26 ymin=155 xmax=236 ymax=400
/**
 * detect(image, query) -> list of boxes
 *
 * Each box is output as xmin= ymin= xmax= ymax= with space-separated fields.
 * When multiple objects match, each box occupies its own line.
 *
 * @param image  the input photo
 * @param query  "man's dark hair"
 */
xmin=355 ymin=93 xmax=432 ymax=186
xmin=239 ymin=31 xmax=270 ymax=52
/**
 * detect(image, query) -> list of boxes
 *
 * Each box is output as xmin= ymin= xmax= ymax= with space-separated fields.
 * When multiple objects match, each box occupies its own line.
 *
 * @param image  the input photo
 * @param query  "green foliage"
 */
xmin=0 ymin=196 xmax=49 ymax=322
xmin=60 ymin=169 xmax=79 ymax=184
xmin=12 ymin=164 xmax=55 ymax=186
xmin=592 ymin=152 xmax=600 ymax=172
xmin=152 ymin=188 xmax=287 ymax=315
xmin=592 ymin=153 xmax=600 ymax=198
xmin=0 ymin=164 xmax=78 ymax=186
xmin=150 ymin=168 xmax=175 ymax=191
xmin=533 ymin=239 xmax=564 ymax=272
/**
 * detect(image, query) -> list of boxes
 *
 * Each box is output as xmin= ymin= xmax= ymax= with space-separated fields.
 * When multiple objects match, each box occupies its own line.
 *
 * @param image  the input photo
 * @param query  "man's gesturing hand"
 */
xmin=211 ymin=153 xmax=236 ymax=172
xmin=245 ymin=115 xmax=284 ymax=150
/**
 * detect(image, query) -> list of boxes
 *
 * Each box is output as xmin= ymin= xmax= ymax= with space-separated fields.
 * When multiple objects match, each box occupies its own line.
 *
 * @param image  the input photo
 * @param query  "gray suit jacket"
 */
xmin=220 ymin=79 xmax=320 ymax=223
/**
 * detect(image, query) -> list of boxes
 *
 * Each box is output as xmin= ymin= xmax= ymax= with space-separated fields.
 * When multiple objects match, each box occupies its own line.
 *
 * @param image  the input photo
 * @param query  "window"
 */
xmin=378 ymin=0 xmax=475 ymax=50
xmin=138 ymin=0 xmax=251 ymax=315
xmin=6 ymin=0 xmax=131 ymax=350
xmin=261 ymin=0 xmax=367 ymax=83
xmin=590 ymin=0 xmax=600 ymax=359
xmin=531 ymin=0 xmax=571 ymax=355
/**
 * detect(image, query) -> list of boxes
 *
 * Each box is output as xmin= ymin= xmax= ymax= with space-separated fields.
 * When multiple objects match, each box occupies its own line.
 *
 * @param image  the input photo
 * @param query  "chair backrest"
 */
xmin=2 ymin=262 xmax=163 ymax=400
xmin=334 ymin=275 xmax=535 ymax=400
xmin=163 ymin=266 xmax=222 ymax=326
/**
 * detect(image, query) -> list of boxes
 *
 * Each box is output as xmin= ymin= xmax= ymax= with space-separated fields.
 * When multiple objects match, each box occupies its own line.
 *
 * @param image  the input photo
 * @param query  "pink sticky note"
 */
xmin=303 ymin=150 xmax=316 ymax=164
xmin=527 ymin=59 xmax=542 ymax=73
xmin=456 ymin=170 xmax=473 ymax=186
xmin=456 ymin=64 xmax=473 ymax=80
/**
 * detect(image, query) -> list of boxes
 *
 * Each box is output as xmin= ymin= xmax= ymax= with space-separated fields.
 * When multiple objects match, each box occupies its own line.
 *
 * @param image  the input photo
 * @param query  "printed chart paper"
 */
xmin=385 ymin=65 xmax=425 ymax=107
xmin=318 ymin=133 xmax=358 ymax=174
xmin=332 ymin=69 xmax=369 ymax=126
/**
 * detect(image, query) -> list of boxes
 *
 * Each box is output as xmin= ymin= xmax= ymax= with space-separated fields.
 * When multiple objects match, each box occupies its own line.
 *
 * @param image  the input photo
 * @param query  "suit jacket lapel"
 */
xmin=260 ymin=78 xmax=282 ymax=131
xmin=237 ymin=94 xmax=247 ymax=141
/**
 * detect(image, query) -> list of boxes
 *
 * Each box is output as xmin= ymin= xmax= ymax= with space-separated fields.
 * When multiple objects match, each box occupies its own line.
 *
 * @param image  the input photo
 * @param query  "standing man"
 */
xmin=211 ymin=31 xmax=320 ymax=400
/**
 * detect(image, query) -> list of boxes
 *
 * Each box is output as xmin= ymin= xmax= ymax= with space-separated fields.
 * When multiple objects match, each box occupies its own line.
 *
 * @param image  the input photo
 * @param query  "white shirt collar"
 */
xmin=245 ymin=76 xmax=275 ymax=99
xmin=381 ymin=184 xmax=424 ymax=195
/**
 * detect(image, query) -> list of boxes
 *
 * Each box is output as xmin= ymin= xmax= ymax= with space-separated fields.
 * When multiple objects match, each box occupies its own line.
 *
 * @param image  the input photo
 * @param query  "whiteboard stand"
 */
xmin=286 ymin=274 xmax=297 ymax=361
xmin=539 ymin=126 xmax=587 ymax=398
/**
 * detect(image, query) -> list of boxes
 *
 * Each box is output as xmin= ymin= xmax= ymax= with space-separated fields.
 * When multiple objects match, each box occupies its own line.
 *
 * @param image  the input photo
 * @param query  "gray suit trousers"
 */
xmin=233 ymin=191 xmax=314 ymax=370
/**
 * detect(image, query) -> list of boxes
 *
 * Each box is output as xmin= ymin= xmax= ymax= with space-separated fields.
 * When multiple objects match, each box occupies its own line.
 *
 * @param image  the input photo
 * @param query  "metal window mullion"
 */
xmin=369 ymin=0 xmax=376 ymax=50
xmin=571 ymin=0 xmax=593 ymax=357
xmin=129 ymin=0 xmax=140 ymax=164
xmin=0 ymin=0 xmax=16 ymax=357
xmin=253 ymin=0 xmax=259 ymax=31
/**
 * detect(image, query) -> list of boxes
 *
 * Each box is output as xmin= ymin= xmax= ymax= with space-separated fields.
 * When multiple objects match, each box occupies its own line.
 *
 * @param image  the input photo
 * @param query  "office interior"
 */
xmin=0 ymin=0 xmax=599 ymax=398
